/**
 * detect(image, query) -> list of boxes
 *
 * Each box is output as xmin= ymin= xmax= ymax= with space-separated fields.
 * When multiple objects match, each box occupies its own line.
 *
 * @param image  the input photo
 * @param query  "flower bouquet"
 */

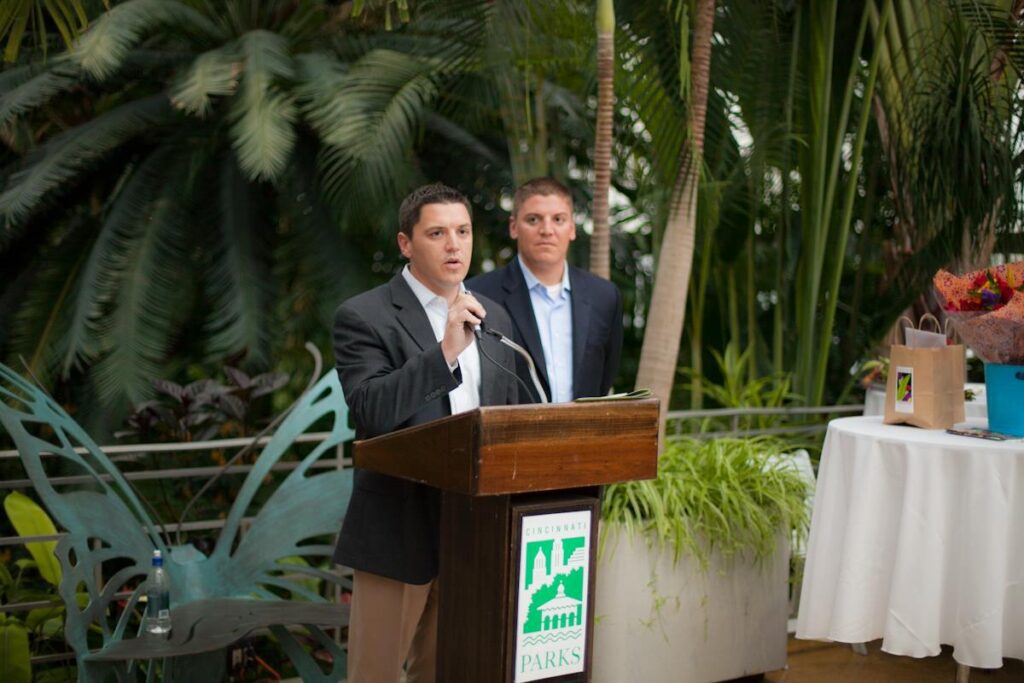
xmin=934 ymin=262 xmax=1024 ymax=435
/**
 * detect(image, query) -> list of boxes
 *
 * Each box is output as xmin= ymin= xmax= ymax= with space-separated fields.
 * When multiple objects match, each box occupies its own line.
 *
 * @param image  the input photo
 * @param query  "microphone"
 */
xmin=474 ymin=321 xmax=549 ymax=404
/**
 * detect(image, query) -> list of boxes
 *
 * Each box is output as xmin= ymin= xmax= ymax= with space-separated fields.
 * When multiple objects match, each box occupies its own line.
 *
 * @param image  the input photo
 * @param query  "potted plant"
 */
xmin=593 ymin=436 xmax=810 ymax=683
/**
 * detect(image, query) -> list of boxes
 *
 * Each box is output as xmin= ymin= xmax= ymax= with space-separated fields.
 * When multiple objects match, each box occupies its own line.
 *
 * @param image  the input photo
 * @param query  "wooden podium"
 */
xmin=353 ymin=399 xmax=659 ymax=682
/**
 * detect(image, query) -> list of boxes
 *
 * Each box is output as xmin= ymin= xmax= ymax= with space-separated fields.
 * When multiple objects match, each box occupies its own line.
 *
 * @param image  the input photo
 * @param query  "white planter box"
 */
xmin=592 ymin=525 xmax=790 ymax=683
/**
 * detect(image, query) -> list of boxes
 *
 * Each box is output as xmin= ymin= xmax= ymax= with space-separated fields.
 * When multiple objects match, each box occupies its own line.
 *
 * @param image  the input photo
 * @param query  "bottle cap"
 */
xmin=152 ymin=549 xmax=163 ymax=567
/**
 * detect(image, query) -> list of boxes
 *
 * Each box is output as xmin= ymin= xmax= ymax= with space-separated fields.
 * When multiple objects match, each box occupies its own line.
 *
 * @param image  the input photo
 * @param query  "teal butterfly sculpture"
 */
xmin=0 ymin=363 xmax=354 ymax=682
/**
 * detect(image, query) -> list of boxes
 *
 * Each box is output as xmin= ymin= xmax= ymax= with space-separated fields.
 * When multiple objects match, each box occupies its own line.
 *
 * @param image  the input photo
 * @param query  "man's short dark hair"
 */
xmin=512 ymin=177 xmax=574 ymax=218
xmin=398 ymin=183 xmax=472 ymax=236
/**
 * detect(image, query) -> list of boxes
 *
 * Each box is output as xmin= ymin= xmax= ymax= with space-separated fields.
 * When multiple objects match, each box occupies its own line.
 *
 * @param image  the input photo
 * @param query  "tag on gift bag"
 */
xmin=884 ymin=315 xmax=966 ymax=429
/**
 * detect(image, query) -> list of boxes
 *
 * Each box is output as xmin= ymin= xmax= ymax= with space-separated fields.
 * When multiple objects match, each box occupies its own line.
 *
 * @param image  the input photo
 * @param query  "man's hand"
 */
xmin=441 ymin=291 xmax=485 ymax=365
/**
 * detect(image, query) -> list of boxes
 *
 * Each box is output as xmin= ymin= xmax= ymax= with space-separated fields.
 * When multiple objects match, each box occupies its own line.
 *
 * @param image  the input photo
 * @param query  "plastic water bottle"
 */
xmin=143 ymin=549 xmax=171 ymax=637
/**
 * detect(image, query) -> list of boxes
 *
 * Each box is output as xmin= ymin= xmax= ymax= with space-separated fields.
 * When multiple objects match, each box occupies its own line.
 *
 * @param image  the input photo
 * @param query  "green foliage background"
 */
xmin=3 ymin=0 xmax=1023 ymax=436
xmin=3 ymin=0 xmax=1024 ymax=675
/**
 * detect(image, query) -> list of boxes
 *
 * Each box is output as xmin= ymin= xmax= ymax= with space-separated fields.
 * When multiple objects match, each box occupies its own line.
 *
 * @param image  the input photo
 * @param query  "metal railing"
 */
xmin=665 ymin=404 xmax=865 ymax=440
xmin=0 ymin=432 xmax=349 ymax=544
xmin=1 ymin=404 xmax=867 ymax=549
xmin=0 ymin=435 xmax=351 ymax=601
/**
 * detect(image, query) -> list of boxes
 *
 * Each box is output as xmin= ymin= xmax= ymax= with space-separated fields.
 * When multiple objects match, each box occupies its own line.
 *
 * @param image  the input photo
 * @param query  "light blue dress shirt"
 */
xmin=518 ymin=255 xmax=574 ymax=403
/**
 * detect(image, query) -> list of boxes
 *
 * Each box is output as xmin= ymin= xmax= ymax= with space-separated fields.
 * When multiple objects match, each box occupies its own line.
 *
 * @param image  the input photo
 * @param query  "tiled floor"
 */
xmin=751 ymin=637 xmax=1024 ymax=683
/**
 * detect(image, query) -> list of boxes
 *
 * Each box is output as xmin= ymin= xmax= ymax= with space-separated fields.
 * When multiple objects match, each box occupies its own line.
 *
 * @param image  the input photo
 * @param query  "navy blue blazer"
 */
xmin=467 ymin=260 xmax=623 ymax=402
xmin=331 ymin=274 xmax=518 ymax=584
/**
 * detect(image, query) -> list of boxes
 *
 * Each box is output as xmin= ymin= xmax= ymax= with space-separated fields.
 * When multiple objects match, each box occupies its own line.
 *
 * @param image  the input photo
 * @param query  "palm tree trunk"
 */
xmin=590 ymin=0 xmax=614 ymax=279
xmin=634 ymin=0 xmax=716 ymax=436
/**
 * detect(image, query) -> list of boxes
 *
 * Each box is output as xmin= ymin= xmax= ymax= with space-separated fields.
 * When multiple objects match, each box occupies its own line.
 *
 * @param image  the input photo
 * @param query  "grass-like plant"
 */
xmin=601 ymin=436 xmax=810 ymax=571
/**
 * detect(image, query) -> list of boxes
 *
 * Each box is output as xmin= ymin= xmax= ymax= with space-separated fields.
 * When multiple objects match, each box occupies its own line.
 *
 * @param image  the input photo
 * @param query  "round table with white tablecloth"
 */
xmin=795 ymin=416 xmax=1024 ymax=669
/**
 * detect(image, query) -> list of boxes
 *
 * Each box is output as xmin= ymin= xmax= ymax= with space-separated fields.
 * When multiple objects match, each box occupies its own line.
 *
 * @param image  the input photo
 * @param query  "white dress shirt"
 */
xmin=518 ymin=255 xmax=574 ymax=403
xmin=401 ymin=265 xmax=481 ymax=414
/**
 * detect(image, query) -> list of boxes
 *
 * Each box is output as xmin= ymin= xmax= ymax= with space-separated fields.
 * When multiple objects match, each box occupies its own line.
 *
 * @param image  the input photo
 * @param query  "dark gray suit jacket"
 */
xmin=467 ymin=260 xmax=623 ymax=402
xmin=331 ymin=274 xmax=518 ymax=584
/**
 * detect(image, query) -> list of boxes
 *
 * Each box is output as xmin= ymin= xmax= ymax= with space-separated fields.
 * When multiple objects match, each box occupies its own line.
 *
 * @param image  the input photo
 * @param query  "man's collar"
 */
xmin=401 ymin=264 xmax=464 ymax=308
xmin=517 ymin=255 xmax=571 ymax=292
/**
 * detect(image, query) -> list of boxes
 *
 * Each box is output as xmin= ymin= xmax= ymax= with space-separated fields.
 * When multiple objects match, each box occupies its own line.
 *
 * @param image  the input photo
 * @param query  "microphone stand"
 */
xmin=474 ymin=324 xmax=549 ymax=404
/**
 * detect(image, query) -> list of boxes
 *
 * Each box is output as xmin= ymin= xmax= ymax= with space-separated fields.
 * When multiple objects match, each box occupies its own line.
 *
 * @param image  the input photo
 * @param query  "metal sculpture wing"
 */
xmin=0 ymin=364 xmax=354 ymax=682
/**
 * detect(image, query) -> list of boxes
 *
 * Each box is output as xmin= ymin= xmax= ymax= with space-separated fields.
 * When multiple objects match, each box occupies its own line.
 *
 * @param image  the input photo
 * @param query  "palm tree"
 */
xmin=867 ymin=0 xmax=1023 ymax=326
xmin=653 ymin=0 xmax=1023 ymax=412
xmin=589 ymin=0 xmax=614 ymax=279
xmin=0 ymin=0 xmax=513 ymax=427
xmin=633 ymin=0 xmax=716 ymax=430
xmin=619 ymin=0 xmax=906 ymax=417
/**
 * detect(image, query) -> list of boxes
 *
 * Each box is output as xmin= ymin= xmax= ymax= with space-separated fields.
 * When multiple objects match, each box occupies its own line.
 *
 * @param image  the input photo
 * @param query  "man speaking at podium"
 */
xmin=331 ymin=183 xmax=519 ymax=682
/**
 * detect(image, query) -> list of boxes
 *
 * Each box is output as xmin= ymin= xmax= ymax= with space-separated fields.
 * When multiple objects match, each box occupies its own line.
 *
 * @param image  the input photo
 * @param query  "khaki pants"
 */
xmin=347 ymin=570 xmax=438 ymax=683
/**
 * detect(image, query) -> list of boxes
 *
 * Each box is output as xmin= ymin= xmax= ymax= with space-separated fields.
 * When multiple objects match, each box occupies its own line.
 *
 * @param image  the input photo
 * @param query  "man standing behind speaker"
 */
xmin=468 ymin=177 xmax=623 ymax=403
xmin=332 ymin=183 xmax=518 ymax=682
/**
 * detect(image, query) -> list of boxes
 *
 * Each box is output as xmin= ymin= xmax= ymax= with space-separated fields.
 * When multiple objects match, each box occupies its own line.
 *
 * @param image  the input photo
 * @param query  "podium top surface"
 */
xmin=352 ymin=399 xmax=659 ymax=496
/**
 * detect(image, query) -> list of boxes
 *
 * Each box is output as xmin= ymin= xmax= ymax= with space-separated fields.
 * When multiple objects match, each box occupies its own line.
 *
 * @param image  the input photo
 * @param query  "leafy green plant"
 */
xmin=675 ymin=341 xmax=800 ymax=434
xmin=117 ymin=366 xmax=288 ymax=443
xmin=601 ymin=436 xmax=811 ymax=571
xmin=109 ymin=365 xmax=294 ymax=539
xmin=1 ymin=492 xmax=77 ymax=683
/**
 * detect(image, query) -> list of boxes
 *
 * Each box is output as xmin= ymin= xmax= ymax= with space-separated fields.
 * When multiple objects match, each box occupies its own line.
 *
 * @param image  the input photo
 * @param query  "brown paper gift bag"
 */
xmin=884 ymin=344 xmax=966 ymax=429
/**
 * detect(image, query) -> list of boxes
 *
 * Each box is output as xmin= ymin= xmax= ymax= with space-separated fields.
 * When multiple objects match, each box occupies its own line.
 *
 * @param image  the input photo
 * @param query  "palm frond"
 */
xmin=423 ymin=112 xmax=503 ymax=166
xmin=0 ymin=95 xmax=177 ymax=225
xmin=0 ymin=58 xmax=80 ymax=129
xmin=316 ymin=142 xmax=418 ymax=223
xmin=309 ymin=48 xmax=439 ymax=203
xmin=271 ymin=0 xmax=328 ymax=43
xmin=0 ymin=0 xmax=88 ymax=62
xmin=426 ymin=70 xmax=500 ymax=136
xmin=203 ymin=154 xmax=273 ymax=365
xmin=0 ymin=62 xmax=39 ymax=93
xmin=61 ymin=148 xmax=176 ymax=376
xmin=903 ymin=11 xmax=1019 ymax=243
xmin=71 ymin=0 xmax=223 ymax=80
xmin=280 ymin=136 xmax=368 ymax=324
xmin=170 ymin=43 xmax=242 ymax=117
xmin=713 ymin=0 xmax=796 ymax=168
xmin=92 ymin=179 xmax=191 ymax=408
xmin=0 ymin=249 xmax=37 ymax=351
xmin=314 ymin=49 xmax=439 ymax=154
xmin=954 ymin=1 xmax=1024 ymax=76
xmin=354 ymin=0 xmax=411 ymax=31
xmin=293 ymin=50 xmax=348 ymax=123
xmin=8 ymin=220 xmax=92 ymax=388
xmin=229 ymin=30 xmax=297 ymax=182
xmin=613 ymin=3 xmax=688 ymax=186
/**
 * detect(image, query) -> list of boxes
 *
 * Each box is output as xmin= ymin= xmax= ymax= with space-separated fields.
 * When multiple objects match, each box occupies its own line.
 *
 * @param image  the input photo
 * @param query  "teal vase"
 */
xmin=984 ymin=363 xmax=1024 ymax=437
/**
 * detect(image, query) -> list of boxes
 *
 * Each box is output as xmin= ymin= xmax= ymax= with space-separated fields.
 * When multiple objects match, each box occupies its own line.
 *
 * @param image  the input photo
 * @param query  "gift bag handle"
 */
xmin=922 ymin=313 xmax=955 ymax=340
xmin=897 ymin=313 xmax=953 ymax=343
xmin=896 ymin=315 xmax=915 ymax=345
xmin=918 ymin=313 xmax=941 ymax=333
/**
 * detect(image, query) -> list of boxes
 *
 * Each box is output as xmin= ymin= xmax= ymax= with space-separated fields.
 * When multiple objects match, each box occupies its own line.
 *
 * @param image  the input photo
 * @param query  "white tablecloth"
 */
xmin=796 ymin=416 xmax=1024 ymax=668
